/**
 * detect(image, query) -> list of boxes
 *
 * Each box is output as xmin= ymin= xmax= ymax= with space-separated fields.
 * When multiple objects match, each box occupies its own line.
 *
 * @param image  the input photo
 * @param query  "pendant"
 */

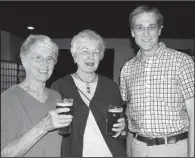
xmin=86 ymin=86 xmax=90 ymax=94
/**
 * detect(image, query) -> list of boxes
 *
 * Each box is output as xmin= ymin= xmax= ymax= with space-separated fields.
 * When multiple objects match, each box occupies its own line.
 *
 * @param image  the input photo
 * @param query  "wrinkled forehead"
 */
xmin=75 ymin=38 xmax=101 ymax=51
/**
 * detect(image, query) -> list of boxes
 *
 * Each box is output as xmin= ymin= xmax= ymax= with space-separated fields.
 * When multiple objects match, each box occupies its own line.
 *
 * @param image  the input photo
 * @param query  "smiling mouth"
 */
xmin=142 ymin=39 xmax=151 ymax=42
xmin=38 ymin=70 xmax=48 ymax=73
xmin=85 ymin=62 xmax=95 ymax=66
xmin=142 ymin=38 xmax=152 ymax=41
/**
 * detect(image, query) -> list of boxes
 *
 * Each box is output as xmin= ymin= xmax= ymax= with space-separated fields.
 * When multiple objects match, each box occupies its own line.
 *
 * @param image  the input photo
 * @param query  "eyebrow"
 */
xmin=134 ymin=24 xmax=157 ymax=27
xmin=32 ymin=54 xmax=54 ymax=58
xmin=80 ymin=48 xmax=100 ymax=52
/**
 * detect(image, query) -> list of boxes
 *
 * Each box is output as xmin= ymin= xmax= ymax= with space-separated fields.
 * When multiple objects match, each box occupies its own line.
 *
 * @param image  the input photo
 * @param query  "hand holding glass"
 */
xmin=56 ymin=98 xmax=73 ymax=136
xmin=106 ymin=104 xmax=123 ymax=136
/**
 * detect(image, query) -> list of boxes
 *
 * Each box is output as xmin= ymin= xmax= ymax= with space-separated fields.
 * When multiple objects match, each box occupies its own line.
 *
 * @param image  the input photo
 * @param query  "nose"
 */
xmin=89 ymin=52 xmax=95 ymax=59
xmin=41 ymin=58 xmax=49 ymax=66
xmin=143 ymin=28 xmax=150 ymax=37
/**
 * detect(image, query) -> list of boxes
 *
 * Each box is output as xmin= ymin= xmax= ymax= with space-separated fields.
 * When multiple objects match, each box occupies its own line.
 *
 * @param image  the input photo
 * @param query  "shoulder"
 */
xmin=1 ymin=85 xmax=22 ymax=112
xmin=98 ymin=75 xmax=119 ymax=89
xmin=99 ymin=75 xmax=116 ymax=84
xmin=164 ymin=47 xmax=193 ymax=65
xmin=46 ymin=87 xmax=61 ymax=98
xmin=1 ymin=85 xmax=21 ymax=101
xmin=52 ymin=74 xmax=72 ymax=86
xmin=123 ymin=57 xmax=136 ymax=67
xmin=121 ymin=57 xmax=136 ymax=72
xmin=51 ymin=75 xmax=74 ymax=91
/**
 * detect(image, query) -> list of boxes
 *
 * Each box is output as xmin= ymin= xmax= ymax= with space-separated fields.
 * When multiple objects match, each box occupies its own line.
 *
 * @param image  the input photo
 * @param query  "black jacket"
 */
xmin=51 ymin=74 xmax=126 ymax=157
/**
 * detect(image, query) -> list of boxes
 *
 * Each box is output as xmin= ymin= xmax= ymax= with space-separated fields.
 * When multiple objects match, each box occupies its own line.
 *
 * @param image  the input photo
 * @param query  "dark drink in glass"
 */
xmin=106 ymin=105 xmax=123 ymax=136
xmin=56 ymin=98 xmax=73 ymax=136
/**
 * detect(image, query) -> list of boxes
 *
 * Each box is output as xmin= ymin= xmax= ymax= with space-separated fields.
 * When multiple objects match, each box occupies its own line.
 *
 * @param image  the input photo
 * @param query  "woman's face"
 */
xmin=22 ymin=47 xmax=56 ymax=83
xmin=74 ymin=38 xmax=102 ymax=74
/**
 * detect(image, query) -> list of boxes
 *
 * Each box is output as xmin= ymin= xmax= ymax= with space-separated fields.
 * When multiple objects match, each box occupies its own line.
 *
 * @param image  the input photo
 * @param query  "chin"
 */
xmin=139 ymin=44 xmax=155 ymax=51
xmin=37 ymin=75 xmax=51 ymax=82
xmin=84 ymin=67 xmax=97 ymax=73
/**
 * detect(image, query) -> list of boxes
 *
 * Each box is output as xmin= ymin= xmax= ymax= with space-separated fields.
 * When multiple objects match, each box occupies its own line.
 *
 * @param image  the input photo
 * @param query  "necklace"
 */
xmin=76 ymin=73 xmax=97 ymax=94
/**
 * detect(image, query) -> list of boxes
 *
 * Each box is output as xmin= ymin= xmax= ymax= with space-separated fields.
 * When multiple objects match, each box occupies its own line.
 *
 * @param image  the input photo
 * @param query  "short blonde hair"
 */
xmin=70 ymin=29 xmax=105 ymax=60
xmin=20 ymin=34 xmax=59 ymax=60
xmin=129 ymin=5 xmax=164 ymax=29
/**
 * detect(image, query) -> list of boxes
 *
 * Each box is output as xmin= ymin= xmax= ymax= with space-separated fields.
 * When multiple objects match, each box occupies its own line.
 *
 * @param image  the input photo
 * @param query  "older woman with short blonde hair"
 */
xmin=51 ymin=29 xmax=126 ymax=157
xmin=1 ymin=34 xmax=73 ymax=157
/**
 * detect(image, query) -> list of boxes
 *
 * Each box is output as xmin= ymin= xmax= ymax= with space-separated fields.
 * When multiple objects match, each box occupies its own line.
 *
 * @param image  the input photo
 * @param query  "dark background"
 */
xmin=0 ymin=1 xmax=195 ymax=39
xmin=1 ymin=1 xmax=194 ymax=86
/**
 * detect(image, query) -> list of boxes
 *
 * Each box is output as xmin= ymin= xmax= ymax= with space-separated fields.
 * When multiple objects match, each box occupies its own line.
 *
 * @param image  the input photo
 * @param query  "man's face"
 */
xmin=131 ymin=12 xmax=163 ymax=54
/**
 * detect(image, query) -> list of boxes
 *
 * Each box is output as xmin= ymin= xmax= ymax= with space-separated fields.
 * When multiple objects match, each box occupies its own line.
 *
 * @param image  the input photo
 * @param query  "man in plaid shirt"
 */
xmin=120 ymin=5 xmax=194 ymax=157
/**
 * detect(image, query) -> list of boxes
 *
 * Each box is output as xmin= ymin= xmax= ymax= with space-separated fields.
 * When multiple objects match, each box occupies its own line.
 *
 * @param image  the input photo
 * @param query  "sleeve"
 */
xmin=112 ymin=82 xmax=128 ymax=139
xmin=1 ymin=91 xmax=22 ymax=148
xmin=120 ymin=65 xmax=131 ymax=136
xmin=178 ymin=55 xmax=194 ymax=100
xmin=120 ymin=65 xmax=128 ymax=101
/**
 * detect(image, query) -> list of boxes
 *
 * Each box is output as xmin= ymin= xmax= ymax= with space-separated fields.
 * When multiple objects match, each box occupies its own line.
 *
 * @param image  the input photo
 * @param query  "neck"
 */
xmin=21 ymin=77 xmax=46 ymax=94
xmin=141 ymin=43 xmax=160 ymax=58
xmin=76 ymin=70 xmax=97 ymax=83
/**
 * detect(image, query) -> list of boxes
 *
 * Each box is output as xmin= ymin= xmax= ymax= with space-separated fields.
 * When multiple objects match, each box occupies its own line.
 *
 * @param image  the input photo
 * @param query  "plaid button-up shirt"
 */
xmin=120 ymin=42 xmax=194 ymax=137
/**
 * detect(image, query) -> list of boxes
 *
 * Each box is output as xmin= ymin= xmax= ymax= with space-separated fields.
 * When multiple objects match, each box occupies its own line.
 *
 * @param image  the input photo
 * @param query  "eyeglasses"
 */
xmin=30 ymin=55 xmax=57 ymax=65
xmin=133 ymin=24 xmax=158 ymax=32
xmin=80 ymin=50 xmax=101 ymax=56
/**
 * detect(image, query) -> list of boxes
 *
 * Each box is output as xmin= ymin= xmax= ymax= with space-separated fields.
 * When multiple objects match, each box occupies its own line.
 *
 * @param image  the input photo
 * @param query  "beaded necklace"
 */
xmin=76 ymin=73 xmax=97 ymax=94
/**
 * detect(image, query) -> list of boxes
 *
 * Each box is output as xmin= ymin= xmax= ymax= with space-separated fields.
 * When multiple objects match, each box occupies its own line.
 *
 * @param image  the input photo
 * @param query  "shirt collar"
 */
xmin=135 ymin=42 xmax=166 ymax=62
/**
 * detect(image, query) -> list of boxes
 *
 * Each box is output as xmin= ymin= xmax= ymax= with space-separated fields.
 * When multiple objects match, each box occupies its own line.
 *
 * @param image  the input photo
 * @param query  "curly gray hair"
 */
xmin=20 ymin=34 xmax=59 ymax=60
xmin=70 ymin=29 xmax=106 ymax=60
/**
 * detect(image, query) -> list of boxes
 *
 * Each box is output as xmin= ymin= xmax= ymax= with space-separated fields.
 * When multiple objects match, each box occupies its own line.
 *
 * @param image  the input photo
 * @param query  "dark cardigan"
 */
xmin=51 ymin=74 xmax=126 ymax=157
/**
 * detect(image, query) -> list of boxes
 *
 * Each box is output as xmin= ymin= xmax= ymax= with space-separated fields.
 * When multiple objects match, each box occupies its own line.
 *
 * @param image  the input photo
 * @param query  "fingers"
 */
xmin=55 ymin=114 xmax=73 ymax=127
xmin=112 ymin=131 xmax=121 ymax=138
xmin=113 ymin=117 xmax=125 ymax=128
xmin=112 ymin=117 xmax=125 ymax=134
xmin=58 ymin=115 xmax=73 ymax=124
xmin=55 ymin=107 xmax=70 ymax=114
xmin=117 ymin=117 xmax=125 ymax=123
xmin=45 ymin=109 xmax=73 ymax=131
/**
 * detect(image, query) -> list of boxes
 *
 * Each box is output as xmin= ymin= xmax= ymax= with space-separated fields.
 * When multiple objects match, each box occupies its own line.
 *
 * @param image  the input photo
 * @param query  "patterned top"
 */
xmin=120 ymin=42 xmax=194 ymax=137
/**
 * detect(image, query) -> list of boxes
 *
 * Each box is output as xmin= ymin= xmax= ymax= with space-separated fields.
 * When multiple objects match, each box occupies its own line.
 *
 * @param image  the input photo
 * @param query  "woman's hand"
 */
xmin=1 ymin=108 xmax=73 ymax=157
xmin=40 ymin=108 xmax=73 ymax=133
xmin=112 ymin=117 xmax=126 ymax=138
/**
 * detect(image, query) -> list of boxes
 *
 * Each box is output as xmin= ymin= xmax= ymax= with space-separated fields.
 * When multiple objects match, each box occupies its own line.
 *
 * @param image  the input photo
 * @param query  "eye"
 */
xmin=47 ymin=56 xmax=54 ymax=62
xmin=94 ymin=51 xmax=100 ymax=55
xmin=82 ymin=51 xmax=90 ymax=55
xmin=149 ymin=25 xmax=157 ymax=30
xmin=135 ymin=26 xmax=144 ymax=31
xmin=32 ymin=55 xmax=42 ymax=60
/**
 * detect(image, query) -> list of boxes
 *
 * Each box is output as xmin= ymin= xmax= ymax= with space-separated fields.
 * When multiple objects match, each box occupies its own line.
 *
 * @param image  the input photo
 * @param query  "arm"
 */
xmin=1 ymin=118 xmax=47 ymax=157
xmin=111 ymin=82 xmax=127 ymax=138
xmin=1 ymin=108 xmax=72 ymax=157
xmin=177 ymin=55 xmax=194 ymax=157
xmin=185 ymin=97 xmax=194 ymax=157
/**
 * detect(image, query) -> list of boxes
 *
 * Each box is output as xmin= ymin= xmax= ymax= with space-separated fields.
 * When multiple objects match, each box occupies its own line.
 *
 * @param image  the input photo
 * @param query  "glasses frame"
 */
xmin=133 ymin=24 xmax=158 ymax=33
